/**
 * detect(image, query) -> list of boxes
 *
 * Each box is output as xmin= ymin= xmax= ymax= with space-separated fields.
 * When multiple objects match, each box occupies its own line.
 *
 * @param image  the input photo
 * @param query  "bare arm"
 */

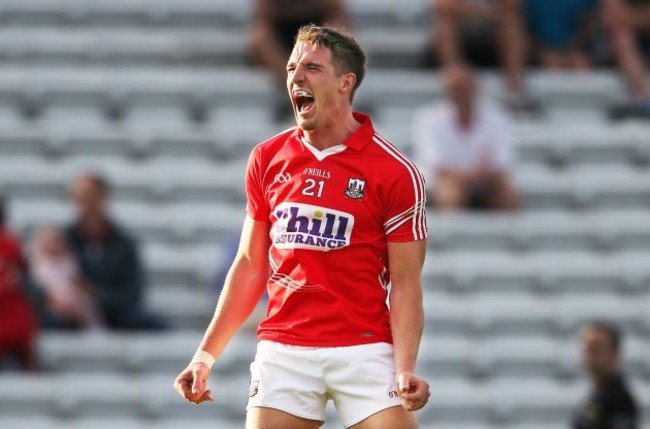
xmin=388 ymin=239 xmax=430 ymax=411
xmin=174 ymin=215 xmax=270 ymax=403
xmin=197 ymin=215 xmax=270 ymax=356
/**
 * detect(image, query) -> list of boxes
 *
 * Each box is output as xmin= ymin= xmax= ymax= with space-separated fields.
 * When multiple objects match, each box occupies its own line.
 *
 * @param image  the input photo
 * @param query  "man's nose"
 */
xmin=291 ymin=65 xmax=305 ymax=83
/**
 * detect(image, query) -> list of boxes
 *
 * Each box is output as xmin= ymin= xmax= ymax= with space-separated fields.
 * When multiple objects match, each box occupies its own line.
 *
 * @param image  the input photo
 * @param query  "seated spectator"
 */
xmin=30 ymin=225 xmax=104 ymax=331
xmin=0 ymin=195 xmax=38 ymax=371
xmin=431 ymin=0 xmax=538 ymax=115
xmin=413 ymin=63 xmax=519 ymax=211
xmin=525 ymin=0 xmax=597 ymax=69
xmin=601 ymin=0 xmax=650 ymax=119
xmin=248 ymin=0 xmax=350 ymax=121
xmin=520 ymin=0 xmax=650 ymax=119
xmin=65 ymin=173 xmax=166 ymax=331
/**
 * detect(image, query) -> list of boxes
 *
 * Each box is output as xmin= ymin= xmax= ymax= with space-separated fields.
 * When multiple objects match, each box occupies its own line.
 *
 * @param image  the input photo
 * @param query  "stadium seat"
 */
xmin=488 ymin=378 xmax=584 ymax=424
xmin=469 ymin=292 xmax=557 ymax=335
xmin=419 ymin=378 xmax=491 ymax=423
xmin=474 ymin=337 xmax=562 ymax=378
xmin=422 ymin=291 xmax=469 ymax=334
xmin=419 ymin=335 xmax=474 ymax=378
xmin=142 ymin=241 xmax=224 ymax=284
xmin=555 ymin=293 xmax=644 ymax=334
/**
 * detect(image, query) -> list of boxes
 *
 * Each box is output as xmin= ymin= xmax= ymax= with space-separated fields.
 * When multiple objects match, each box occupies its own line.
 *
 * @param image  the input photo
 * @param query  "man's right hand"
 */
xmin=173 ymin=363 xmax=214 ymax=404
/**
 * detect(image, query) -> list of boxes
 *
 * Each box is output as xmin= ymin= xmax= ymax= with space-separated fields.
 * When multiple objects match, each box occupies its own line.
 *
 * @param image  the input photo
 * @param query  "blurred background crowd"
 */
xmin=0 ymin=0 xmax=649 ymax=428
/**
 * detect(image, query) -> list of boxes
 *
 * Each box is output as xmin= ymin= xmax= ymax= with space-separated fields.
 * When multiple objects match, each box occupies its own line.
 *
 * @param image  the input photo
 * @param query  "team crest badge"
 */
xmin=344 ymin=177 xmax=366 ymax=199
xmin=248 ymin=379 xmax=259 ymax=397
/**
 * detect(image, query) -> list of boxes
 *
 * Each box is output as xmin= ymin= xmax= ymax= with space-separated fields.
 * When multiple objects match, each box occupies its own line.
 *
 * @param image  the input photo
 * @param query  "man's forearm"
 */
xmin=196 ymin=257 xmax=267 ymax=361
xmin=389 ymin=283 xmax=424 ymax=373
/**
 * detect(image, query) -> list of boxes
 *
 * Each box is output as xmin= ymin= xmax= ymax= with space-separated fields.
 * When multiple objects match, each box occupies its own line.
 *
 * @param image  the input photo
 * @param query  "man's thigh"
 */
xmin=349 ymin=405 xmax=418 ymax=429
xmin=246 ymin=406 xmax=323 ymax=429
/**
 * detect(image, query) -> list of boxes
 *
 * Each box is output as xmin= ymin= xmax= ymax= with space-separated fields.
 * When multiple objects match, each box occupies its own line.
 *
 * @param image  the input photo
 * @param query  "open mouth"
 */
xmin=293 ymin=90 xmax=315 ymax=115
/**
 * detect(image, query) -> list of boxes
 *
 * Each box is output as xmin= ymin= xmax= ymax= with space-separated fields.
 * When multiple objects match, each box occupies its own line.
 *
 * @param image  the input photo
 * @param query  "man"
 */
xmin=174 ymin=25 xmax=430 ymax=428
xmin=65 ymin=173 xmax=166 ymax=331
xmin=573 ymin=321 xmax=639 ymax=429
xmin=412 ymin=62 xmax=519 ymax=211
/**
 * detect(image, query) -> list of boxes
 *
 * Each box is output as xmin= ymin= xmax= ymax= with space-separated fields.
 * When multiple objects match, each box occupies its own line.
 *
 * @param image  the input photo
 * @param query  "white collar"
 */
xmin=301 ymin=137 xmax=347 ymax=161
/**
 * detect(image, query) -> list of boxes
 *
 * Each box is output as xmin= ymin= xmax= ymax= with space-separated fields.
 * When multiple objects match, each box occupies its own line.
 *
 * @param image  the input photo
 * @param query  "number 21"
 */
xmin=302 ymin=179 xmax=324 ymax=198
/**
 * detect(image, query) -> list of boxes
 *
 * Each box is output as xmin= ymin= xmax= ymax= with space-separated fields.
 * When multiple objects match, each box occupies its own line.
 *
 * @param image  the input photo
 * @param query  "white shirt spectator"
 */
xmin=412 ymin=98 xmax=516 ymax=181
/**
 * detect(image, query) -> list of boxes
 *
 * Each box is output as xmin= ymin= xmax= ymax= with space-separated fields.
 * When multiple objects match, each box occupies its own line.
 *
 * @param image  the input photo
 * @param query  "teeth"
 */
xmin=295 ymin=90 xmax=311 ymax=98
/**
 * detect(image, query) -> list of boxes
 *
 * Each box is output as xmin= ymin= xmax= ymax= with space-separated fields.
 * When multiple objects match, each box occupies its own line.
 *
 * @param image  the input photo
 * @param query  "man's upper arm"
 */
xmin=235 ymin=215 xmax=271 ymax=274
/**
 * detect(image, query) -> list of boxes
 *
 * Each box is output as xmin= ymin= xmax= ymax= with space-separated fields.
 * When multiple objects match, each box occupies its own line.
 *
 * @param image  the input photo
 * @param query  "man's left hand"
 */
xmin=397 ymin=372 xmax=430 ymax=411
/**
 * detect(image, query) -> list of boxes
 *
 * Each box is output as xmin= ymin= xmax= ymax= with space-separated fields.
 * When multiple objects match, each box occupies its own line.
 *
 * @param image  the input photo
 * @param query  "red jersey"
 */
xmin=246 ymin=113 xmax=427 ymax=347
xmin=0 ymin=229 xmax=25 ymax=293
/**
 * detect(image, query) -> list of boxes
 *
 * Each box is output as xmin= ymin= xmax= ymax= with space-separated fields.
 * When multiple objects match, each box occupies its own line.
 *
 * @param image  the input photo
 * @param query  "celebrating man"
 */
xmin=174 ymin=25 xmax=430 ymax=429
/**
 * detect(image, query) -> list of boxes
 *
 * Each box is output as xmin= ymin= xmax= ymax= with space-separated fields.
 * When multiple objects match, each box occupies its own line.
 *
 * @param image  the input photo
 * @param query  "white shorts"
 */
xmin=246 ymin=340 xmax=403 ymax=428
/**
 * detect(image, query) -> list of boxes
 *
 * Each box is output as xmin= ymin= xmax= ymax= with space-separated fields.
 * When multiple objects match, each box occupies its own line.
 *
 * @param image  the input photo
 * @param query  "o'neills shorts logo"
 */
xmin=273 ymin=202 xmax=355 ymax=251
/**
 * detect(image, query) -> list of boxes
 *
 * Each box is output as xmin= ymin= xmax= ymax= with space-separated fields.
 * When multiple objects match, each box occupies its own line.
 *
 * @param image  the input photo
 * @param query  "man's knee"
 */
xmin=487 ymin=174 xmax=519 ymax=210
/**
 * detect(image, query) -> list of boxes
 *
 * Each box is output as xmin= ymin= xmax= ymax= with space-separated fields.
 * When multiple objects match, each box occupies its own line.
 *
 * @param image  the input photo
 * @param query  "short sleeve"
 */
xmin=245 ymin=146 xmax=270 ymax=221
xmin=384 ymin=161 xmax=428 ymax=242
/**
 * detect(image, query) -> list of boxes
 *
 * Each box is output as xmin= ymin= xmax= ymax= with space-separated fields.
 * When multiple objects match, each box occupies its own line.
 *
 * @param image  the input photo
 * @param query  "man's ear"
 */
xmin=339 ymin=72 xmax=357 ymax=96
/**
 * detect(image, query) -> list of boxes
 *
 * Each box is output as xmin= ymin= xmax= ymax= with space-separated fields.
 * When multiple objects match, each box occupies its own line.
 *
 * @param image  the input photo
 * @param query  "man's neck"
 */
xmin=303 ymin=109 xmax=361 ymax=151
xmin=79 ymin=216 xmax=110 ymax=239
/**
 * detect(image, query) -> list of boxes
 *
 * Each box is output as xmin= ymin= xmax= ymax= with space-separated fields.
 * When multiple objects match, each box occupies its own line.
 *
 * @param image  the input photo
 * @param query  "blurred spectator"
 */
xmin=413 ymin=63 xmax=519 ymax=211
xmin=431 ymin=0 xmax=538 ymax=115
xmin=602 ymin=0 xmax=650 ymax=119
xmin=248 ymin=0 xmax=350 ymax=120
xmin=573 ymin=320 xmax=639 ymax=429
xmin=0 ymin=195 xmax=38 ymax=370
xmin=433 ymin=0 xmax=650 ymax=119
xmin=65 ymin=173 xmax=166 ymax=331
xmin=525 ymin=0 xmax=597 ymax=69
xmin=30 ymin=225 xmax=104 ymax=331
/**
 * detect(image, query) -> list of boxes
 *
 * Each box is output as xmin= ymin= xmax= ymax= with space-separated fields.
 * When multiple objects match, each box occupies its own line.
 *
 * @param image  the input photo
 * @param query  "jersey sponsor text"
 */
xmin=273 ymin=202 xmax=354 ymax=251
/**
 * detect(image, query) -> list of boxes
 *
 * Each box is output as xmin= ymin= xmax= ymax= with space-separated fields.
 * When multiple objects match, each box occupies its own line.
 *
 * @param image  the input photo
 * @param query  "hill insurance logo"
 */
xmin=272 ymin=202 xmax=355 ymax=251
